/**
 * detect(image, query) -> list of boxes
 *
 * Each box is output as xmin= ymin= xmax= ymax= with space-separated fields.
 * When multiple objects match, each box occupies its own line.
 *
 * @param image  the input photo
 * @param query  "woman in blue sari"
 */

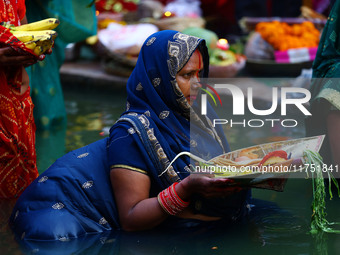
xmin=107 ymin=30 xmax=250 ymax=231
xmin=10 ymin=30 xmax=250 ymax=240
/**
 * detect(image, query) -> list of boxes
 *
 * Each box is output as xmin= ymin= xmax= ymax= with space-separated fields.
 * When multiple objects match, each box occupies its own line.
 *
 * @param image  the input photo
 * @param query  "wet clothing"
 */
xmin=0 ymin=0 xmax=38 ymax=198
xmin=9 ymin=31 xmax=250 ymax=241
xmin=10 ymin=138 xmax=120 ymax=241
xmin=306 ymin=0 xmax=340 ymax=165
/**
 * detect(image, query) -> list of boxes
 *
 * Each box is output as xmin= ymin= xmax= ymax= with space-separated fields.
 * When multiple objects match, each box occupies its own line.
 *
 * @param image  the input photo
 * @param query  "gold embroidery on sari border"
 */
xmin=111 ymin=164 xmax=148 ymax=175
xmin=138 ymin=114 xmax=180 ymax=182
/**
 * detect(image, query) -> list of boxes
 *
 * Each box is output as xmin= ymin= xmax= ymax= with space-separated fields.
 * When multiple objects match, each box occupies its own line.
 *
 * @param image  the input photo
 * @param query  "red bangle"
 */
xmin=171 ymin=182 xmax=190 ymax=207
xmin=157 ymin=182 xmax=190 ymax=215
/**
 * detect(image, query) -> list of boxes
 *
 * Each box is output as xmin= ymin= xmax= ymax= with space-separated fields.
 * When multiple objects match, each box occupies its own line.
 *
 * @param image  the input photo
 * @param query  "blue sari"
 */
xmin=108 ymin=30 xmax=249 ymax=217
xmin=9 ymin=138 xmax=119 ymax=241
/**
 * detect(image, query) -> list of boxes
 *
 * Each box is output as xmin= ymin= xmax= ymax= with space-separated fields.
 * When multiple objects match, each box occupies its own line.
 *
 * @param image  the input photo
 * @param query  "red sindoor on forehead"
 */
xmin=194 ymin=49 xmax=202 ymax=78
xmin=195 ymin=49 xmax=202 ymax=69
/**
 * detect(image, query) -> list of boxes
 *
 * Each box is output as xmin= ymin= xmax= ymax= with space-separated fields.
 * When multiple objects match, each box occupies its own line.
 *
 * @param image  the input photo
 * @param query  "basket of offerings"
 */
xmin=95 ymin=22 xmax=159 ymax=77
xmin=195 ymin=135 xmax=325 ymax=191
xmin=243 ymin=16 xmax=325 ymax=76
xmin=181 ymin=27 xmax=246 ymax=78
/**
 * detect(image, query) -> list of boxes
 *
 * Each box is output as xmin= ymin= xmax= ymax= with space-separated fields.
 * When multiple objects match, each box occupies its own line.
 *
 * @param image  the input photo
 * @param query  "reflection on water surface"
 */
xmin=1 ymin=88 xmax=340 ymax=255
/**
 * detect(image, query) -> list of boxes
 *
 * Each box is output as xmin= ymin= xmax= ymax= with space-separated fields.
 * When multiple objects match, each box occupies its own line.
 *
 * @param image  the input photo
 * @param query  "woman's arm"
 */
xmin=111 ymin=168 xmax=239 ymax=231
xmin=110 ymin=168 xmax=167 ymax=231
xmin=21 ymin=15 xmax=28 ymax=25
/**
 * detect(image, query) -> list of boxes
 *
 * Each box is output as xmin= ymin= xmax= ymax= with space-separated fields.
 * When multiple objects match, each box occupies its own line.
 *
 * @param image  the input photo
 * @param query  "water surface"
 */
xmin=1 ymin=87 xmax=340 ymax=255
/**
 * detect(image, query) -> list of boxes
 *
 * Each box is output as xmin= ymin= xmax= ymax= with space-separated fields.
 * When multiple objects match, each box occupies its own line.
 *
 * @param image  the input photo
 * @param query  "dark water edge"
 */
xmin=2 ymin=191 xmax=340 ymax=255
xmin=1 ymin=88 xmax=340 ymax=254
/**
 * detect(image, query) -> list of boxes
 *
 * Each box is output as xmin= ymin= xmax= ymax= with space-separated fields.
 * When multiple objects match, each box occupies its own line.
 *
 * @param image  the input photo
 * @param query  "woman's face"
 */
xmin=176 ymin=50 xmax=203 ymax=106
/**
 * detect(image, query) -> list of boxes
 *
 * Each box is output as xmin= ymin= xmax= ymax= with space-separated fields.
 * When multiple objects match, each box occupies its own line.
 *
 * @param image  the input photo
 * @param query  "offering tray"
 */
xmin=205 ymin=135 xmax=325 ymax=191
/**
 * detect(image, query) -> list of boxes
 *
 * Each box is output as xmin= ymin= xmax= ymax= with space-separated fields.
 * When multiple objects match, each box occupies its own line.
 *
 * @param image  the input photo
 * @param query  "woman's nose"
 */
xmin=191 ymin=81 xmax=201 ymax=89
xmin=191 ymin=74 xmax=201 ymax=88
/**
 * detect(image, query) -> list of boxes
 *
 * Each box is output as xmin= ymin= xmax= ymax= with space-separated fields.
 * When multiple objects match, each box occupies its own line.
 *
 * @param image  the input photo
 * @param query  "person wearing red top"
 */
xmin=0 ymin=0 xmax=39 ymax=199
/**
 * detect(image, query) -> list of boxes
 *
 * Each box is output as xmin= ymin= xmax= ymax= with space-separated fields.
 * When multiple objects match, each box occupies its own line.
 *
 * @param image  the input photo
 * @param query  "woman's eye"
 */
xmin=182 ymin=70 xmax=202 ymax=79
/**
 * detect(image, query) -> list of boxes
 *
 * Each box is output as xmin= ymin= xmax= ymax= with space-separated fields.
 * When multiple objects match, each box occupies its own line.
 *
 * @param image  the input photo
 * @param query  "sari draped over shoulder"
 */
xmin=0 ymin=0 xmax=25 ymax=25
xmin=306 ymin=1 xmax=340 ymax=164
xmin=108 ymin=30 xmax=249 ymax=217
xmin=0 ymin=0 xmax=38 ymax=199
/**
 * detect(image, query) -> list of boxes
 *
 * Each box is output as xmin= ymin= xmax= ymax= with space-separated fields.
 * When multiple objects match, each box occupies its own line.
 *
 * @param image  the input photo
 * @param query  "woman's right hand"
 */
xmin=0 ymin=46 xmax=36 ymax=66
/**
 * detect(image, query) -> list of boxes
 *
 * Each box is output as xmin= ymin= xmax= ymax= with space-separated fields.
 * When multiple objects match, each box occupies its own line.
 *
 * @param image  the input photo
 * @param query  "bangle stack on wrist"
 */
xmin=157 ymin=182 xmax=190 ymax=215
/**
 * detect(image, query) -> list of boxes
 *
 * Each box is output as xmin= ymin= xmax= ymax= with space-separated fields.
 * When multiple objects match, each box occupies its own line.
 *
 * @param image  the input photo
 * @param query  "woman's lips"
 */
xmin=187 ymin=95 xmax=197 ymax=101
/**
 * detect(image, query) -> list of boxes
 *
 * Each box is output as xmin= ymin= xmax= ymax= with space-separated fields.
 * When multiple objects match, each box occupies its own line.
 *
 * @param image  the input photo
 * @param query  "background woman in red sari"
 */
xmin=0 ymin=0 xmax=38 ymax=199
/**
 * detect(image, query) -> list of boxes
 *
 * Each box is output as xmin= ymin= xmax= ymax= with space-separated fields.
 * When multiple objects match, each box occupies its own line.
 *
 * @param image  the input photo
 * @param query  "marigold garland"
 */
xmin=256 ymin=21 xmax=320 ymax=51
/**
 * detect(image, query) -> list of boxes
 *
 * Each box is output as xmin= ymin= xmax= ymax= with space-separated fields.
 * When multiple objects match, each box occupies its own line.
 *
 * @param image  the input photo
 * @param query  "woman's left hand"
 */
xmin=176 ymin=174 xmax=242 ymax=200
xmin=0 ymin=46 xmax=36 ymax=66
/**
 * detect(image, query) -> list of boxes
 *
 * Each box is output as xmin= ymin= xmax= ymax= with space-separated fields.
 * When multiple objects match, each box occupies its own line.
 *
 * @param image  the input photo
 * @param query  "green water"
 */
xmin=1 ymin=88 xmax=340 ymax=254
xmin=35 ymin=88 xmax=127 ymax=172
